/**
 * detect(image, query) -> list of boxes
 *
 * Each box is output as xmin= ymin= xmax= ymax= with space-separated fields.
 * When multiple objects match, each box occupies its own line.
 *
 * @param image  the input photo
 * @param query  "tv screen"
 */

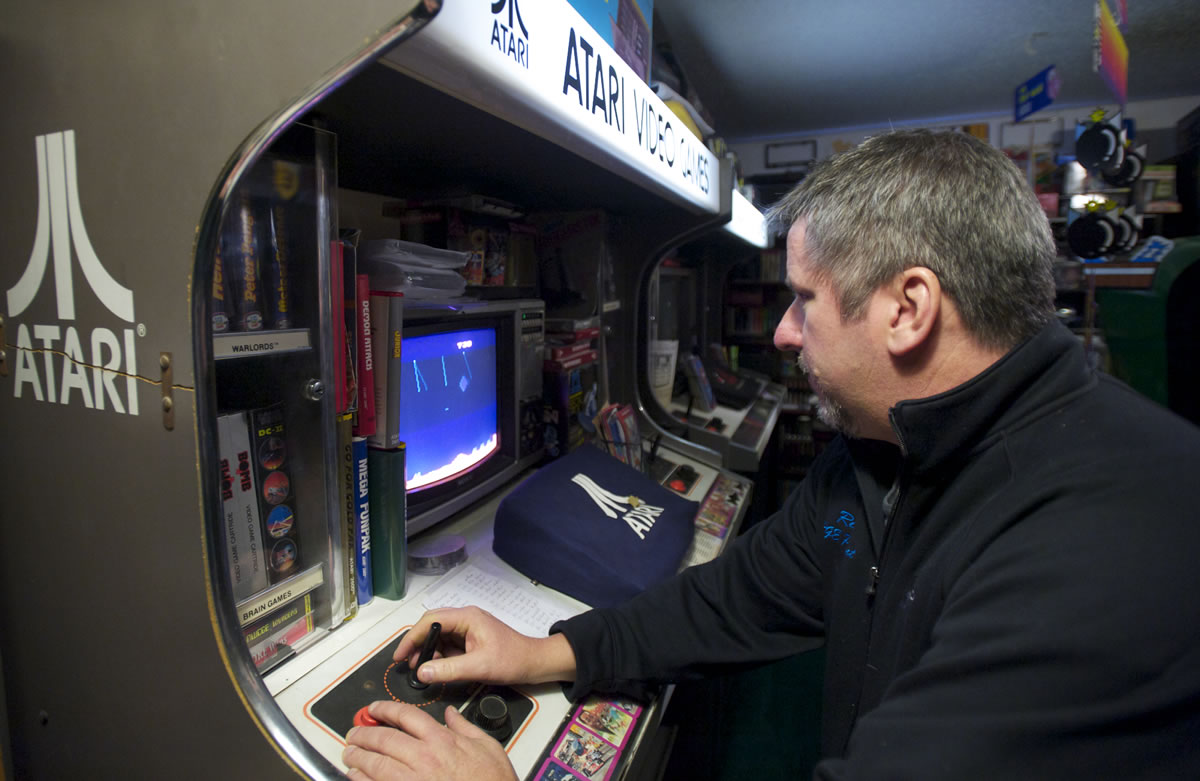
xmin=398 ymin=326 xmax=499 ymax=492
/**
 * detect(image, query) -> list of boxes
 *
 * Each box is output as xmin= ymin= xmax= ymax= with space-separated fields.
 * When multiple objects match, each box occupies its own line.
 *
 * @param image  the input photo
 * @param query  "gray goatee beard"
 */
xmin=797 ymin=354 xmax=856 ymax=437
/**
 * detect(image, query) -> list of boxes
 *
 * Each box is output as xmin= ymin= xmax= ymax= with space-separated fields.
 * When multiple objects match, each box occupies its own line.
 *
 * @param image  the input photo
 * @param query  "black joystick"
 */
xmin=408 ymin=622 xmax=441 ymax=690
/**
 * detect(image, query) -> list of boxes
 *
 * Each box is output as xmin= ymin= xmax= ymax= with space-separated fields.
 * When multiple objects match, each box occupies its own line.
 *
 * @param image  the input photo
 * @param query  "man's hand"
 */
xmin=393 ymin=606 xmax=577 ymax=687
xmin=342 ymin=701 xmax=516 ymax=781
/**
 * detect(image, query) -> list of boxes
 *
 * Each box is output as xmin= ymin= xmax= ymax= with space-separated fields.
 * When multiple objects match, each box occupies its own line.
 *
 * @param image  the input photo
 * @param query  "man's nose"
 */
xmin=774 ymin=307 xmax=801 ymax=352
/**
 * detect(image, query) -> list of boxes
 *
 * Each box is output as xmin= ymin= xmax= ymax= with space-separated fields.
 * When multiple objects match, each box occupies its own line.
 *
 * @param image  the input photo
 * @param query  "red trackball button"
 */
xmin=353 ymin=707 xmax=380 ymax=728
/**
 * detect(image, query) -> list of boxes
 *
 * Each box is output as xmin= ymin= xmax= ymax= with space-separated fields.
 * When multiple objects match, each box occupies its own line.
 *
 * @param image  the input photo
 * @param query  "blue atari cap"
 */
xmin=493 ymin=444 xmax=698 ymax=609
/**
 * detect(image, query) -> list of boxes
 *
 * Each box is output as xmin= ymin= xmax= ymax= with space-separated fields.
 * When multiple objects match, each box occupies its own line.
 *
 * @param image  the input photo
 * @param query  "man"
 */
xmin=343 ymin=130 xmax=1200 ymax=780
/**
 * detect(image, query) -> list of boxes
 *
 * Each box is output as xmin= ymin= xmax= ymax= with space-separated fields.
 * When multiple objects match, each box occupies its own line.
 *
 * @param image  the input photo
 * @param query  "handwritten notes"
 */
xmin=421 ymin=561 xmax=583 ymax=637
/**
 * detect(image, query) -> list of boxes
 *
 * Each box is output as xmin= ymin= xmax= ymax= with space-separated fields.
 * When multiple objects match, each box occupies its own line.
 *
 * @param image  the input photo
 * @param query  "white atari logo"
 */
xmin=6 ymin=130 xmax=140 ymax=415
xmin=571 ymin=473 xmax=665 ymax=541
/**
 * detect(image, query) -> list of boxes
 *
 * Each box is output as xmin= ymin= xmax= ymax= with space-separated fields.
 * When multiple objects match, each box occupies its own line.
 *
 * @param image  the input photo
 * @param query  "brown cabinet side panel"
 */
xmin=0 ymin=2 xmax=411 ymax=777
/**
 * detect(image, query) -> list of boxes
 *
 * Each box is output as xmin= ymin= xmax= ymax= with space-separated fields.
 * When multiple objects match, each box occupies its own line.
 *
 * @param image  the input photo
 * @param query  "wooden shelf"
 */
xmin=1081 ymin=262 xmax=1157 ymax=289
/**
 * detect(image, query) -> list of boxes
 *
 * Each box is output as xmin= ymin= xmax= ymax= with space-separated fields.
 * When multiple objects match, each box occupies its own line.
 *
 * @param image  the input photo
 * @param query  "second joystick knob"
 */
xmin=472 ymin=694 xmax=512 ymax=740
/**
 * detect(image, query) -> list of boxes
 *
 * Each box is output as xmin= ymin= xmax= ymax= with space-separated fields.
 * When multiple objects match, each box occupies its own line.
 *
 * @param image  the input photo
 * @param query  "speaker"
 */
xmin=1067 ymin=211 xmax=1118 ymax=258
xmin=1076 ymin=120 xmax=1124 ymax=174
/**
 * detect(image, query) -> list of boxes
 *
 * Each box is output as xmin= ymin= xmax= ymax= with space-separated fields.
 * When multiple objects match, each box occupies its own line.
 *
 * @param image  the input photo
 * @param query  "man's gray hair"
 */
xmin=767 ymin=130 xmax=1056 ymax=351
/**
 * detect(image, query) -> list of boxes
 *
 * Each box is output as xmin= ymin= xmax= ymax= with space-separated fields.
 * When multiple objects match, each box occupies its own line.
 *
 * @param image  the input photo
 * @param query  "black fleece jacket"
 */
xmin=554 ymin=321 xmax=1200 ymax=779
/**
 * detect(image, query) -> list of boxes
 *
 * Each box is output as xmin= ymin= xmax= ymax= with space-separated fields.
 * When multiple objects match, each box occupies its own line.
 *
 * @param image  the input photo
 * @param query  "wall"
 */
xmin=732 ymin=95 xmax=1200 ymax=181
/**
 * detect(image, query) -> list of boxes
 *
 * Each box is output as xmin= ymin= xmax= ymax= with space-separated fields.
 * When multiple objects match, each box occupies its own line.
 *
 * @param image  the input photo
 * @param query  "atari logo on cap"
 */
xmin=5 ymin=129 xmax=140 ymax=415
xmin=571 ymin=472 xmax=665 ymax=540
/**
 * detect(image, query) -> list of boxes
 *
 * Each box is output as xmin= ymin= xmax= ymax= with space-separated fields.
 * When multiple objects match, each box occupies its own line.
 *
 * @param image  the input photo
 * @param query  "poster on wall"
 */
xmin=1014 ymin=64 xmax=1060 ymax=122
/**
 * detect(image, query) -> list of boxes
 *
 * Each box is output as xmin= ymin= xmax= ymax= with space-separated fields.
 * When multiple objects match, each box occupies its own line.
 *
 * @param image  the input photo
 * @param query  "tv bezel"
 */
xmin=397 ymin=299 xmax=541 ymax=536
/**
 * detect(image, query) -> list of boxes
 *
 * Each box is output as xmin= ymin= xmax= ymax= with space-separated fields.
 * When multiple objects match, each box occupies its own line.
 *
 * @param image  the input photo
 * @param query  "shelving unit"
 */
xmin=205 ymin=123 xmax=351 ymax=677
xmin=722 ymin=246 xmax=794 ymax=381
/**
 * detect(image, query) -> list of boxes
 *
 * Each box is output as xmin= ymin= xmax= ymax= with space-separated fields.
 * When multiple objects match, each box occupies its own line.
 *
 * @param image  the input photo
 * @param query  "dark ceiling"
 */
xmin=653 ymin=0 xmax=1200 ymax=141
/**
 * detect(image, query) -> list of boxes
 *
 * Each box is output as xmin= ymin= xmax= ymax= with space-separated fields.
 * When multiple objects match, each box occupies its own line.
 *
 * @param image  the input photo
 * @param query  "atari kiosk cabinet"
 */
xmin=0 ymin=1 xmax=730 ymax=778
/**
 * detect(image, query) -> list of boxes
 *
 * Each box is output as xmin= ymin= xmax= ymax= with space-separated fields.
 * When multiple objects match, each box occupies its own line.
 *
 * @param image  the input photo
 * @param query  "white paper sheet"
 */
xmin=420 ymin=560 xmax=584 ymax=637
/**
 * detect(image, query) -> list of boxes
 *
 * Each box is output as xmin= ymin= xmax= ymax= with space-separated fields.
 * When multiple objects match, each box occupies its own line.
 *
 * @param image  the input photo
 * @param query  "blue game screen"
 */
xmin=398 ymin=326 xmax=499 ymax=491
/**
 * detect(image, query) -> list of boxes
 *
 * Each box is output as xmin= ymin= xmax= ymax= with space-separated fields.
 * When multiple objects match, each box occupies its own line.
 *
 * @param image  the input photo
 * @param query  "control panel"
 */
xmin=307 ymin=628 xmax=537 ymax=749
xmin=272 ymin=443 xmax=752 ymax=777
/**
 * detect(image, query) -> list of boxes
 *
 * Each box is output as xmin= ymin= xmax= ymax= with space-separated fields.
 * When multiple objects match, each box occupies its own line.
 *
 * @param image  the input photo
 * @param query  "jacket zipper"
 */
xmin=870 ymin=472 xmax=906 ymax=599
xmin=868 ymin=413 xmax=910 ymax=601
xmin=847 ymin=450 xmax=907 ymax=753
xmin=866 ymin=566 xmax=880 ymax=596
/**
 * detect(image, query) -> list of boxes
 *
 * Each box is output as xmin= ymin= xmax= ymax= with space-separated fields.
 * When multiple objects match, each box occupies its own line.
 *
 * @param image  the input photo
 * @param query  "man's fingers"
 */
xmin=366 ymin=701 xmax=445 ymax=742
xmin=392 ymin=608 xmax=482 ymax=663
xmin=343 ymin=742 xmax=411 ymax=780
xmin=344 ymin=699 xmax=518 ymax=781
xmin=444 ymin=705 xmax=489 ymax=740
xmin=392 ymin=630 xmax=420 ymax=664
xmin=343 ymin=723 xmax=419 ymax=778
xmin=392 ymin=613 xmax=440 ymax=662
xmin=416 ymin=651 xmax=490 ymax=685
xmin=414 ymin=656 xmax=449 ymax=684
xmin=391 ymin=605 xmax=531 ymax=685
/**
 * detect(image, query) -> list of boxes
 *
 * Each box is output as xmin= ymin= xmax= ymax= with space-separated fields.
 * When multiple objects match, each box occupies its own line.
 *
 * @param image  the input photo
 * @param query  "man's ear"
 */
xmin=886 ymin=267 xmax=941 ymax=356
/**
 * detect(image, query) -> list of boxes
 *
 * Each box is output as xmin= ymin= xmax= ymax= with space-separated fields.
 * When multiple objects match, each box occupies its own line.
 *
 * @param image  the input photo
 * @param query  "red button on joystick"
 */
xmin=353 ymin=706 xmax=380 ymax=728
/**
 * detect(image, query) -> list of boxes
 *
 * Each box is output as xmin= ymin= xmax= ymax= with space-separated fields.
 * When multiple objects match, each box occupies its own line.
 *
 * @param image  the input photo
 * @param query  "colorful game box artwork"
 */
xmin=250 ymin=402 xmax=301 ymax=581
xmin=258 ymin=434 xmax=286 ymax=470
xmin=606 ymin=698 xmax=641 ymax=718
xmin=533 ymin=695 xmax=644 ymax=781
xmin=553 ymin=724 xmax=618 ymax=779
xmin=576 ymin=701 xmax=634 ymax=747
xmin=271 ymin=539 xmax=298 ymax=572
xmin=262 ymin=470 xmax=290 ymax=505
xmin=266 ymin=505 xmax=295 ymax=537
xmin=533 ymin=759 xmax=587 ymax=781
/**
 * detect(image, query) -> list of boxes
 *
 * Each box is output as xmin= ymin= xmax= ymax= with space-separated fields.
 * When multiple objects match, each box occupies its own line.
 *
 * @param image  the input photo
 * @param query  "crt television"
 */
xmin=399 ymin=298 xmax=545 ymax=535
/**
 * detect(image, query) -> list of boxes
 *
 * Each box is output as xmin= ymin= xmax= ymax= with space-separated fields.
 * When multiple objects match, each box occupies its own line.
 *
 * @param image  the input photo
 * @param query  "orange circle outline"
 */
xmin=382 ymin=661 xmax=445 ymax=710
